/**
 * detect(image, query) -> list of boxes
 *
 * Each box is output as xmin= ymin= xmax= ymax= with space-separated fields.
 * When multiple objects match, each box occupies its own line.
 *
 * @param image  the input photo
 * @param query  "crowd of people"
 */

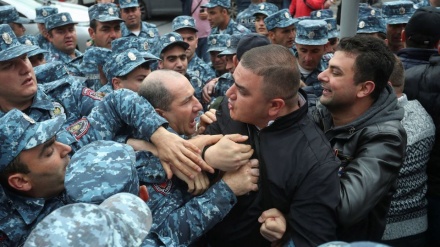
xmin=0 ymin=0 xmax=439 ymax=246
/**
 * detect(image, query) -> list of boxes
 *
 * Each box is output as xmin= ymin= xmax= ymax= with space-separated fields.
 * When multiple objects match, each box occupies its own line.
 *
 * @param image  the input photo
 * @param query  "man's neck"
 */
xmin=128 ymin=22 xmax=141 ymax=32
xmin=0 ymin=98 xmax=33 ymax=113
xmin=330 ymin=99 xmax=373 ymax=127
xmin=218 ymin=16 xmax=230 ymax=30
xmin=255 ymin=95 xmax=303 ymax=129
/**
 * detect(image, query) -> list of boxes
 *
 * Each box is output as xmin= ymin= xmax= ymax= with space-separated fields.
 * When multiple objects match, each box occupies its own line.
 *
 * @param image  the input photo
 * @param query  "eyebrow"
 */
xmin=38 ymin=136 xmax=56 ymax=158
xmin=180 ymin=94 xmax=193 ymax=104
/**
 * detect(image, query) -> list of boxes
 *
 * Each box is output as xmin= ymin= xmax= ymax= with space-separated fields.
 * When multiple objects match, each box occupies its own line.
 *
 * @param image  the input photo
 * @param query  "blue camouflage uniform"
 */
xmin=119 ymin=0 xmax=160 ymax=46
xmin=207 ymin=33 xmax=230 ymax=77
xmin=356 ymin=15 xmax=386 ymax=35
xmin=382 ymin=1 xmax=415 ymax=25
xmin=17 ymin=35 xmax=48 ymax=60
xmin=172 ymin=15 xmax=216 ymax=85
xmin=80 ymin=46 xmax=113 ymax=91
xmin=44 ymin=13 xmax=83 ymax=74
xmin=87 ymin=2 xmax=123 ymax=49
xmin=34 ymin=61 xmax=70 ymax=84
xmin=0 ymin=6 xmax=31 ymax=25
xmin=295 ymin=20 xmax=329 ymax=97
xmin=310 ymin=9 xmax=334 ymax=19
xmin=98 ymin=48 xmax=158 ymax=95
xmin=34 ymin=6 xmax=58 ymax=51
xmin=252 ymin=2 xmax=279 ymax=19
xmin=157 ymin=32 xmax=205 ymax=103
xmin=209 ymin=34 xmax=242 ymax=106
xmin=264 ymin=9 xmax=299 ymax=54
xmin=111 ymin=35 xmax=157 ymax=57
xmin=0 ymin=110 xmax=68 ymax=246
xmin=24 ymin=193 xmax=152 ymax=247
xmin=236 ymin=3 xmax=258 ymax=32
xmin=202 ymin=0 xmax=251 ymax=35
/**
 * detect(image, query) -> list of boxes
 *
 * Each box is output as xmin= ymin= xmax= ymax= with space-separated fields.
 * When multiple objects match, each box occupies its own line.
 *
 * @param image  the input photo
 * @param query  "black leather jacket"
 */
xmin=404 ymin=54 xmax=440 ymax=197
xmin=310 ymin=85 xmax=407 ymax=241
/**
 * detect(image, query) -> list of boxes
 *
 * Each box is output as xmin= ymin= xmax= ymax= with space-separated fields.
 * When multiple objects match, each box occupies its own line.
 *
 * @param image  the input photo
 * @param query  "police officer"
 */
xmin=202 ymin=0 xmax=251 ymax=35
xmin=34 ymin=6 xmax=58 ymax=51
xmin=264 ymin=9 xmax=299 ymax=54
xmin=80 ymin=46 xmax=113 ymax=91
xmin=236 ymin=0 xmax=262 ymax=32
xmin=99 ymin=48 xmax=158 ymax=94
xmin=45 ymin=12 xmax=83 ymax=75
xmin=295 ymin=20 xmax=329 ymax=97
xmin=207 ymin=33 xmax=230 ymax=77
xmin=18 ymin=35 xmax=48 ymax=67
xmin=0 ymin=24 xmax=211 ymax=182
xmin=88 ymin=3 xmax=123 ymax=49
xmin=252 ymin=2 xmax=279 ymax=37
xmin=382 ymin=1 xmax=415 ymax=53
xmin=157 ymin=32 xmax=204 ymax=104
xmin=0 ymin=6 xmax=31 ymax=37
xmin=0 ymin=117 xmax=151 ymax=246
xmin=172 ymin=15 xmax=216 ymax=86
xmin=118 ymin=0 xmax=160 ymax=45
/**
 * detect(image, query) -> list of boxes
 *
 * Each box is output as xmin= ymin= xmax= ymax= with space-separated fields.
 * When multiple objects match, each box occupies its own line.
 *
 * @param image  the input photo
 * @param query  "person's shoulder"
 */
xmin=142 ymin=21 xmax=158 ymax=29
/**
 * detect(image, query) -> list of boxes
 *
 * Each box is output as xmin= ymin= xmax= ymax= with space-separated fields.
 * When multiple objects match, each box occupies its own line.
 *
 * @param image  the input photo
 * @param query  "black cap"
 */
xmin=405 ymin=6 xmax=440 ymax=46
xmin=236 ymin=34 xmax=271 ymax=61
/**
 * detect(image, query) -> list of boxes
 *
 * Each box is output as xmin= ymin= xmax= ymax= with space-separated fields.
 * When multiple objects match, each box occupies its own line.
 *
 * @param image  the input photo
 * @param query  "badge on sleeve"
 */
xmin=82 ymin=88 xmax=103 ymax=100
xmin=67 ymin=117 xmax=90 ymax=140
xmin=152 ymin=180 xmax=173 ymax=196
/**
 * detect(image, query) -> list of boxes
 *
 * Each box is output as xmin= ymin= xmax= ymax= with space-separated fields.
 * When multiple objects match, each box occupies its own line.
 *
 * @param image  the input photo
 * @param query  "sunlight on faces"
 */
xmin=48 ymin=24 xmax=77 ymax=55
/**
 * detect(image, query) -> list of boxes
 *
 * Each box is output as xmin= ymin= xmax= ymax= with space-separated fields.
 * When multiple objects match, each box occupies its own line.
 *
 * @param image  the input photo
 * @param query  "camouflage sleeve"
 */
xmin=0 ymin=231 xmax=12 ymax=247
xmin=64 ymin=89 xmax=168 ymax=153
xmin=136 ymin=151 xmax=167 ymax=184
xmin=151 ymin=179 xmax=237 ymax=246
xmin=72 ymin=86 xmax=102 ymax=118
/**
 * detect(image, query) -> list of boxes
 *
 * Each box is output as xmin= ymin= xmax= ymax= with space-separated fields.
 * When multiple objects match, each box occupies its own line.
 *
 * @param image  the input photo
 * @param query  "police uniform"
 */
xmin=88 ymin=2 xmax=123 ymax=50
xmin=295 ymin=20 xmax=329 ymax=97
xmin=34 ymin=61 xmax=70 ymax=84
xmin=0 ymin=6 xmax=31 ymax=25
xmin=382 ymin=1 xmax=415 ymax=25
xmin=172 ymin=15 xmax=216 ymax=86
xmin=264 ymin=9 xmax=299 ymax=54
xmin=236 ymin=3 xmax=258 ymax=32
xmin=80 ymin=46 xmax=113 ymax=91
xmin=119 ymin=0 xmax=160 ymax=45
xmin=34 ymin=6 xmax=58 ymax=51
xmin=24 ymin=193 xmax=152 ymax=247
xmin=207 ymin=33 xmax=231 ymax=77
xmin=44 ymin=13 xmax=83 ymax=73
xmin=17 ymin=35 xmax=48 ymax=60
xmin=97 ymin=48 xmax=158 ymax=95
xmin=202 ymin=0 xmax=251 ymax=35
xmin=252 ymin=2 xmax=279 ymax=20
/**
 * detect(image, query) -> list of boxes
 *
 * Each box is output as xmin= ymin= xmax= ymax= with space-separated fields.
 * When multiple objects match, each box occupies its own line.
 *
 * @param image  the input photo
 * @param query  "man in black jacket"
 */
xmin=204 ymin=44 xmax=341 ymax=247
xmin=312 ymin=35 xmax=407 ymax=241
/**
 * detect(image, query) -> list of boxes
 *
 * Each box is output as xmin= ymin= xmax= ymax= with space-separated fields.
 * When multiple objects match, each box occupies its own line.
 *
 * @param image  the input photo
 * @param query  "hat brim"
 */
xmin=295 ymin=37 xmax=328 ymax=46
xmin=385 ymin=17 xmax=410 ymax=25
xmin=174 ymin=26 xmax=199 ymax=32
xmin=140 ymin=52 xmax=160 ymax=61
xmin=14 ymin=17 xmax=32 ymax=24
xmin=218 ymin=48 xmax=237 ymax=56
xmin=120 ymin=3 xmax=139 ymax=8
xmin=47 ymin=21 xmax=78 ymax=31
xmin=253 ymin=11 xmax=269 ymax=17
xmin=0 ymin=44 xmax=38 ymax=62
xmin=96 ymin=16 xmax=124 ymax=22
xmin=161 ymin=41 xmax=189 ymax=54
xmin=28 ymin=47 xmax=48 ymax=57
xmin=116 ymin=59 xmax=150 ymax=77
xmin=24 ymin=115 xmax=65 ymax=150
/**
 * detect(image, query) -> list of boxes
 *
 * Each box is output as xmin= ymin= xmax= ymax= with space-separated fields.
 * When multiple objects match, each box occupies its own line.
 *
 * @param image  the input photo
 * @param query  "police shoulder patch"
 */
xmin=82 ymin=87 xmax=103 ymax=100
xmin=50 ymin=102 xmax=65 ymax=118
xmin=152 ymin=180 xmax=173 ymax=196
xmin=67 ymin=117 xmax=90 ymax=140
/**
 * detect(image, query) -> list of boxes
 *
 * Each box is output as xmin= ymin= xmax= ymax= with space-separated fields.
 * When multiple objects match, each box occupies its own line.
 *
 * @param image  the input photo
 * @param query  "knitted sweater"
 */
xmin=382 ymin=95 xmax=435 ymax=240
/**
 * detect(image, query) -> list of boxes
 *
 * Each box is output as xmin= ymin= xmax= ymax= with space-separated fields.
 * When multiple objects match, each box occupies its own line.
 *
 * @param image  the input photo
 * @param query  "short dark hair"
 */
xmin=389 ymin=55 xmax=405 ymax=93
xmin=0 ymin=155 xmax=30 ymax=190
xmin=90 ymin=19 xmax=97 ymax=31
xmin=240 ymin=44 xmax=301 ymax=108
xmin=336 ymin=35 xmax=395 ymax=101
